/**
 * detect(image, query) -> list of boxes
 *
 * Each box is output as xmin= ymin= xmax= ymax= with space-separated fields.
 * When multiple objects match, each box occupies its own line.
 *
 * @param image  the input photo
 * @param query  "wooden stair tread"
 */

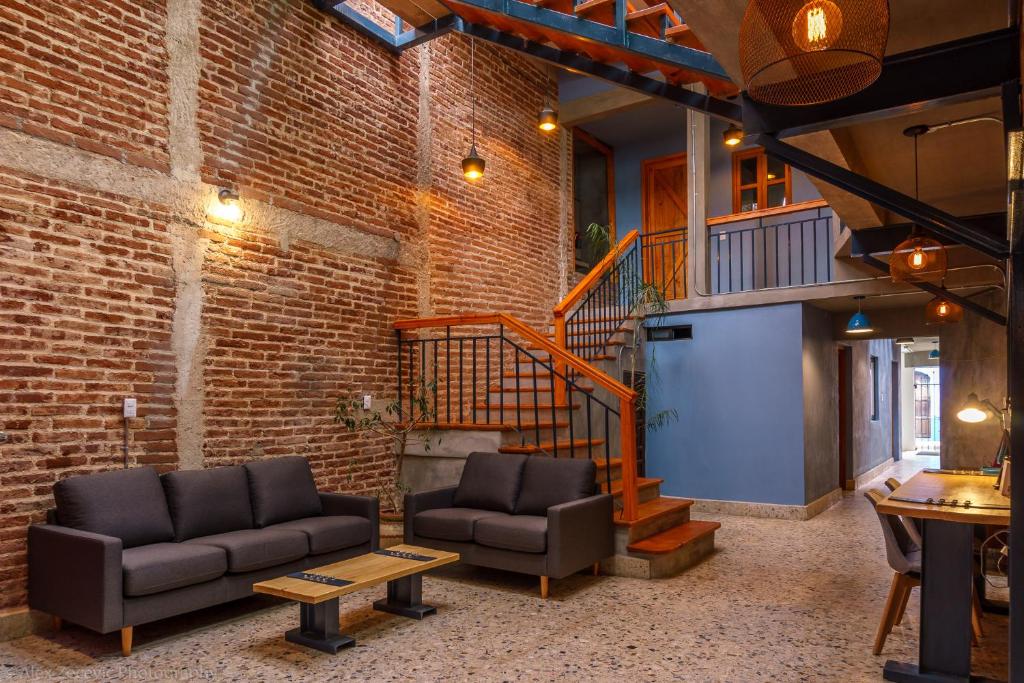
xmin=399 ymin=421 xmax=567 ymax=432
xmin=614 ymin=496 xmax=693 ymax=527
xmin=627 ymin=520 xmax=721 ymax=554
xmin=626 ymin=3 xmax=670 ymax=20
xmin=574 ymin=0 xmax=614 ymax=16
xmin=664 ymin=23 xmax=705 ymax=50
xmin=489 ymin=385 xmax=593 ymax=393
xmin=529 ymin=340 xmax=623 ymax=350
xmin=601 ymin=476 xmax=661 ymax=496
xmin=474 ymin=402 xmax=579 ymax=410
xmin=498 ymin=438 xmax=605 ymax=454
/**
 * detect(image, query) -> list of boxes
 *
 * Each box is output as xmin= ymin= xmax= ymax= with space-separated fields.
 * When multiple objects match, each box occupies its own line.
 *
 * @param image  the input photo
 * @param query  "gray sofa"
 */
xmin=405 ymin=452 xmax=613 ymax=598
xmin=28 ymin=456 xmax=378 ymax=655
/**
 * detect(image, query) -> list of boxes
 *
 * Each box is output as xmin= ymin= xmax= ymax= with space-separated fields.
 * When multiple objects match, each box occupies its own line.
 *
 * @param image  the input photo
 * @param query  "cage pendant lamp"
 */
xmin=890 ymin=130 xmax=947 ymax=283
xmin=461 ymin=39 xmax=485 ymax=183
xmin=739 ymin=0 xmax=888 ymax=106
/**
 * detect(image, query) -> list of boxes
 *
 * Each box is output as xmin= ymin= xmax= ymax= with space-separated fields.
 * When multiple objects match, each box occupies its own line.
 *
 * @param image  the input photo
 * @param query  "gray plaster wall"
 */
xmin=849 ymin=338 xmax=896 ymax=477
xmin=940 ymin=291 xmax=1007 ymax=469
xmin=802 ymin=305 xmax=839 ymax=503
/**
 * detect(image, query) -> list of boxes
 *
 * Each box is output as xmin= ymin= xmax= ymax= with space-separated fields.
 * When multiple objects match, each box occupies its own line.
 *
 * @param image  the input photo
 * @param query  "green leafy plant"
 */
xmin=334 ymin=377 xmax=437 ymax=515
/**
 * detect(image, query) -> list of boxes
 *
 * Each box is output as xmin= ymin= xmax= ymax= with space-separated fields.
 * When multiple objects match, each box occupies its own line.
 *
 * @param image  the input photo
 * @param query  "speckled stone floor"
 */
xmin=0 ymin=454 xmax=1009 ymax=682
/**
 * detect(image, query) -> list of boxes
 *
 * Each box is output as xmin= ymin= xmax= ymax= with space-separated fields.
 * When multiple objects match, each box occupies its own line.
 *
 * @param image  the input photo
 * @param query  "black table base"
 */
xmin=285 ymin=573 xmax=436 ymax=653
xmin=373 ymin=572 xmax=437 ymax=620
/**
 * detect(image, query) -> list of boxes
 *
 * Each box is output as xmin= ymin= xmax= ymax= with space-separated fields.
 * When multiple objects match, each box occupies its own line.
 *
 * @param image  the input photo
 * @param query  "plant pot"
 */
xmin=379 ymin=513 xmax=404 ymax=549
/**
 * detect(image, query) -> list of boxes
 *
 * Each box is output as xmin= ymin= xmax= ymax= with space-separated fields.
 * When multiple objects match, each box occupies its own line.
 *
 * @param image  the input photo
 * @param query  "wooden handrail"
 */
xmin=706 ymin=199 xmax=828 ymax=227
xmin=553 ymin=229 xmax=640 ymax=316
xmin=394 ymin=313 xmax=637 ymax=402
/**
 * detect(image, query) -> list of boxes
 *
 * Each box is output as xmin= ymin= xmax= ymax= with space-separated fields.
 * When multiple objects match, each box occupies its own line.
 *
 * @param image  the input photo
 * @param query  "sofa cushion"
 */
xmin=269 ymin=516 xmax=371 ymax=555
xmin=474 ymin=515 xmax=548 ymax=554
xmin=452 ymin=452 xmax=527 ymax=513
xmin=162 ymin=466 xmax=253 ymax=541
xmin=514 ymin=456 xmax=597 ymax=516
xmin=185 ymin=528 xmax=308 ymax=572
xmin=413 ymin=508 xmax=508 ymax=542
xmin=243 ymin=457 xmax=322 ymax=527
xmin=53 ymin=467 xmax=174 ymax=548
xmin=122 ymin=543 xmax=227 ymax=597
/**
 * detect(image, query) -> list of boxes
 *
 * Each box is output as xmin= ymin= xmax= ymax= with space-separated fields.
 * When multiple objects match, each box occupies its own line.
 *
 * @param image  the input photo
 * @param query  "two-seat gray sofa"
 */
xmin=405 ymin=452 xmax=614 ymax=598
xmin=28 ymin=456 xmax=378 ymax=655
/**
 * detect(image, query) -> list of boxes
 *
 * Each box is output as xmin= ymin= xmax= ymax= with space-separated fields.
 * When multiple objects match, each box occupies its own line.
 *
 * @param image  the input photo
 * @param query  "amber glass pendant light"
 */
xmin=462 ymin=38 xmax=485 ymax=183
xmin=890 ymin=127 xmax=947 ymax=284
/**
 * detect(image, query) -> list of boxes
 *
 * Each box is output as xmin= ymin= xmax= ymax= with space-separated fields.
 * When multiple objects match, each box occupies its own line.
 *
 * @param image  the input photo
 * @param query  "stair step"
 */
xmin=530 ymin=340 xmax=623 ymax=351
xmin=474 ymin=402 xmax=579 ymax=411
xmin=488 ymin=385 xmax=593 ymax=394
xmin=626 ymin=3 xmax=674 ymax=38
xmin=614 ymin=496 xmax=694 ymax=527
xmin=401 ymin=421 xmax=567 ymax=432
xmin=665 ymin=23 xmax=705 ymax=50
xmin=498 ymin=438 xmax=605 ymax=454
xmin=601 ymin=476 xmax=661 ymax=496
xmin=627 ymin=520 xmax=721 ymax=554
xmin=574 ymin=0 xmax=614 ymax=17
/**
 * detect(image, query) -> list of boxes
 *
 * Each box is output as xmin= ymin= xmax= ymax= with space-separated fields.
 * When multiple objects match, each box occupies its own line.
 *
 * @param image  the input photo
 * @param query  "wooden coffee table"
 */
xmin=253 ymin=544 xmax=459 ymax=653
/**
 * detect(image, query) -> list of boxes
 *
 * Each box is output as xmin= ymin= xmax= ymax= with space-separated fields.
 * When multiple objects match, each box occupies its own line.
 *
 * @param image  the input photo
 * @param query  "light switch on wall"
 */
xmin=362 ymin=395 xmax=372 ymax=410
xmin=123 ymin=397 xmax=137 ymax=419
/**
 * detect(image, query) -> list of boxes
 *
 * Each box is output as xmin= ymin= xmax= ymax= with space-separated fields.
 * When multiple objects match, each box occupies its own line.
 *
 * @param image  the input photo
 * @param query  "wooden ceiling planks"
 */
xmin=376 ymin=0 xmax=452 ymax=27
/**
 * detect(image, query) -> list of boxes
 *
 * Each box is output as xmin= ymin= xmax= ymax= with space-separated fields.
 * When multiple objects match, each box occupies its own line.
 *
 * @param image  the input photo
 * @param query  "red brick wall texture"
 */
xmin=0 ymin=0 xmax=566 ymax=609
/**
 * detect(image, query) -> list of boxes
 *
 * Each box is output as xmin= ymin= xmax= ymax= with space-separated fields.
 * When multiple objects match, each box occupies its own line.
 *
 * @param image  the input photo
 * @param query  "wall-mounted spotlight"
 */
xmin=723 ymin=123 xmax=743 ymax=146
xmin=209 ymin=188 xmax=242 ymax=222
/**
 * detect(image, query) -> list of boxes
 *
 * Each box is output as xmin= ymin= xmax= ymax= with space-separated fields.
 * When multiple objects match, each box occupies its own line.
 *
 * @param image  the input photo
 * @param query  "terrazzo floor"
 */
xmin=0 ymin=454 xmax=1009 ymax=682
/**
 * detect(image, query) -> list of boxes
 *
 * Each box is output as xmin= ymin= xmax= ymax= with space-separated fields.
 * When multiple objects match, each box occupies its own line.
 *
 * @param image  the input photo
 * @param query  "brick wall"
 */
xmin=0 ymin=0 xmax=567 ymax=612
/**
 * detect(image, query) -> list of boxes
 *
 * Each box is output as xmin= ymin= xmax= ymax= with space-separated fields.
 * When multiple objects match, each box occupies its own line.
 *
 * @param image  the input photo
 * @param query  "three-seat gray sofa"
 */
xmin=28 ymin=456 xmax=378 ymax=655
xmin=405 ymin=452 xmax=614 ymax=598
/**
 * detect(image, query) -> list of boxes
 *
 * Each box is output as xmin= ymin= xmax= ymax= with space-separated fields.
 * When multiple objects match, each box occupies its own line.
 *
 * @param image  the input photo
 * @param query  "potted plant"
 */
xmin=334 ymin=378 xmax=436 ymax=544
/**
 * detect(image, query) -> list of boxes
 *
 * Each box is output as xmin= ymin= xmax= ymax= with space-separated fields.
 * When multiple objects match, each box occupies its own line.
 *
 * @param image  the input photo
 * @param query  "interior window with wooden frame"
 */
xmin=732 ymin=148 xmax=791 ymax=214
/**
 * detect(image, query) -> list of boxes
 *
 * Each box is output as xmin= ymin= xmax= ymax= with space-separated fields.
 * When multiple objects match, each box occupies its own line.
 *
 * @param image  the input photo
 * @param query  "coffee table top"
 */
xmin=253 ymin=545 xmax=459 ymax=604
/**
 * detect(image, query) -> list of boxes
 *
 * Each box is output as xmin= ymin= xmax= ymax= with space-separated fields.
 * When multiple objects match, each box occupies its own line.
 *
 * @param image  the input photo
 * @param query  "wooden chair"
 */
xmin=865 ymin=489 xmax=984 ymax=654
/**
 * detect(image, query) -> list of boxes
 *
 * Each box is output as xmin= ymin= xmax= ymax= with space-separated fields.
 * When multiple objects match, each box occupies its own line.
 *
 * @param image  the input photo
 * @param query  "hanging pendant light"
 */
xmin=739 ymin=0 xmax=888 ymax=106
xmin=846 ymin=295 xmax=874 ymax=334
xmin=723 ymin=123 xmax=743 ymax=146
xmin=890 ymin=127 xmax=947 ymax=284
xmin=462 ymin=39 xmax=485 ymax=183
xmin=538 ymin=103 xmax=558 ymax=133
xmin=925 ymin=297 xmax=963 ymax=325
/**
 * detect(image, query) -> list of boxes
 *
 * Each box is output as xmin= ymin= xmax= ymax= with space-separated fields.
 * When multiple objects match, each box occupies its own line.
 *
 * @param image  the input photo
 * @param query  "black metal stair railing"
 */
xmin=395 ymin=322 xmax=618 ymax=493
xmin=564 ymin=239 xmax=642 ymax=362
xmin=709 ymin=206 xmax=834 ymax=294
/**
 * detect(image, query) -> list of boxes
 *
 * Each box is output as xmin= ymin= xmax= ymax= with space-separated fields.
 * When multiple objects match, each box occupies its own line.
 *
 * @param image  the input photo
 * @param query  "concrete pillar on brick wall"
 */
xmin=558 ymin=126 xmax=571 ymax=299
xmin=940 ymin=290 xmax=1008 ymax=469
xmin=686 ymin=85 xmax=709 ymax=296
xmin=414 ymin=43 xmax=435 ymax=316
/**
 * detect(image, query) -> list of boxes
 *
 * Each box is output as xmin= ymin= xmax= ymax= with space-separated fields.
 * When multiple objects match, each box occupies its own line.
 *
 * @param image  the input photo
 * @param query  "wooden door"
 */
xmin=642 ymin=153 xmax=688 ymax=299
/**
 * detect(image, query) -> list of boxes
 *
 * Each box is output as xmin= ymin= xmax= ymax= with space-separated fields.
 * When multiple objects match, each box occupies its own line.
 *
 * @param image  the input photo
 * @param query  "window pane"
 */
xmin=766 ymin=156 xmax=785 ymax=182
xmin=739 ymin=156 xmax=758 ymax=185
xmin=740 ymin=188 xmax=758 ymax=212
xmin=767 ymin=183 xmax=786 ymax=208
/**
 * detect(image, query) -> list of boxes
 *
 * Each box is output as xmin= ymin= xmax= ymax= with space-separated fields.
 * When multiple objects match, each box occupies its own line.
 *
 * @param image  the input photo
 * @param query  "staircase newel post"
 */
xmin=619 ymin=396 xmax=639 ymax=521
xmin=553 ymin=312 xmax=568 ymax=404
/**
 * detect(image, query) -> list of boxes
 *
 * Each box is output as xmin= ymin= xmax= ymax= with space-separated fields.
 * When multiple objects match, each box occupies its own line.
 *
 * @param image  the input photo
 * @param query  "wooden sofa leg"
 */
xmin=52 ymin=616 xmax=62 ymax=631
xmin=592 ymin=562 xmax=600 ymax=576
xmin=540 ymin=576 xmax=549 ymax=599
xmin=121 ymin=626 xmax=133 ymax=657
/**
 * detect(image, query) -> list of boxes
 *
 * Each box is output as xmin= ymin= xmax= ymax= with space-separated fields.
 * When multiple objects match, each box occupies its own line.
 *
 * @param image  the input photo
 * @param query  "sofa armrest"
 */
xmin=319 ymin=493 xmax=379 ymax=549
xmin=28 ymin=524 xmax=123 ymax=633
xmin=546 ymin=494 xmax=614 ymax=579
xmin=403 ymin=486 xmax=457 ymax=542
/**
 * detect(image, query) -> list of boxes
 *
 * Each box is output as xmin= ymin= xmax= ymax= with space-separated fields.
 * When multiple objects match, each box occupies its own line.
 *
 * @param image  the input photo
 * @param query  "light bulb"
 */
xmin=792 ymin=1 xmax=842 ymax=52
xmin=908 ymin=247 xmax=926 ymax=270
xmin=956 ymin=407 xmax=988 ymax=423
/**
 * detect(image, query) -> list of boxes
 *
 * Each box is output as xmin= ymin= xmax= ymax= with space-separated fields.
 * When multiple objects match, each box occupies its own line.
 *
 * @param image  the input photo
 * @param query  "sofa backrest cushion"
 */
xmin=53 ymin=467 xmax=174 ymax=548
xmin=514 ymin=456 xmax=597 ymax=515
xmin=452 ymin=452 xmax=527 ymax=513
xmin=162 ymin=466 xmax=254 ymax=541
xmin=243 ymin=456 xmax=322 ymax=527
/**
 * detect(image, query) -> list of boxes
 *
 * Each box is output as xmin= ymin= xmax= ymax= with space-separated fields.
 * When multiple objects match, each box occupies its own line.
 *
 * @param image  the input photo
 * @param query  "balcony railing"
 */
xmin=708 ymin=204 xmax=834 ymax=295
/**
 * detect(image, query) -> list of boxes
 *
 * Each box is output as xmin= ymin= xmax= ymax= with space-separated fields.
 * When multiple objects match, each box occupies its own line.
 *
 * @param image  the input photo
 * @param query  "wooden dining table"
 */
xmin=877 ymin=470 xmax=1011 ymax=683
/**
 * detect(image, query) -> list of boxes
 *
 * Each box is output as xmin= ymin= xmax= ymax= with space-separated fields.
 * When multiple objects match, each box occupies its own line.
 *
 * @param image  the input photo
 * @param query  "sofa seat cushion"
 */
xmin=185 ymin=528 xmax=308 ymax=572
xmin=514 ymin=456 xmax=597 ymax=516
xmin=244 ymin=457 xmax=322 ymax=527
xmin=162 ymin=466 xmax=253 ymax=541
xmin=268 ymin=516 xmax=371 ymax=555
xmin=413 ymin=508 xmax=508 ymax=542
xmin=54 ymin=466 xmax=175 ymax=548
xmin=452 ymin=452 xmax=527 ymax=513
xmin=122 ymin=543 xmax=227 ymax=597
xmin=474 ymin=515 xmax=548 ymax=554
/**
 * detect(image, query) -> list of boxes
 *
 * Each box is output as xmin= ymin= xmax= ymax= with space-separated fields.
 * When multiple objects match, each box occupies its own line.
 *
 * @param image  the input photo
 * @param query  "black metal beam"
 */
xmin=752 ymin=134 xmax=1010 ymax=259
xmin=860 ymin=254 xmax=1007 ymax=326
xmin=743 ymin=28 xmax=1019 ymax=138
xmin=458 ymin=22 xmax=743 ymax=122
xmin=849 ymin=214 xmax=1007 ymax=256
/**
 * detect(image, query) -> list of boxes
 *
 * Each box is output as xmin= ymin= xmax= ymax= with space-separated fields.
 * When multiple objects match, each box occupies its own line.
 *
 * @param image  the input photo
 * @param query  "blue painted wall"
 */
xmin=645 ymin=304 xmax=808 ymax=505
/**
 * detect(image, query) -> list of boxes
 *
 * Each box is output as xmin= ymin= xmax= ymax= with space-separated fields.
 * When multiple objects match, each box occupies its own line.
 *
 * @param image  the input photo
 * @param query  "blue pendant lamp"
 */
xmin=846 ymin=296 xmax=874 ymax=334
